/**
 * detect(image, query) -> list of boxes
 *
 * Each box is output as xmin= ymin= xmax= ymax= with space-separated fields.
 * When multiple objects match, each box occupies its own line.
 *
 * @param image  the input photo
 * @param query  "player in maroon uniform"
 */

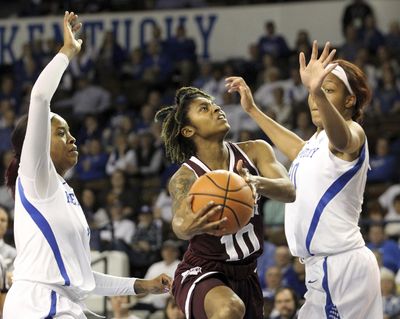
xmin=155 ymin=87 xmax=295 ymax=319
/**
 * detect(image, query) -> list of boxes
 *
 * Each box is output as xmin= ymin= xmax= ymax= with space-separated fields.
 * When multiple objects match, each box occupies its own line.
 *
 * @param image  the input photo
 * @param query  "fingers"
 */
xmin=319 ymin=41 xmax=330 ymax=62
xmin=299 ymin=52 xmax=306 ymax=71
xmin=194 ymin=200 xmax=217 ymax=216
xmin=322 ymin=49 xmax=336 ymax=68
xmin=204 ymin=218 xmax=228 ymax=236
xmin=225 ymin=76 xmax=245 ymax=93
xmin=311 ymin=40 xmax=318 ymax=60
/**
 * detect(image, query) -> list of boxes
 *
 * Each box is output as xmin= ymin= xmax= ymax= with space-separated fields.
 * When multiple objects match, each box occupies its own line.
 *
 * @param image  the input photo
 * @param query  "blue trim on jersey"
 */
xmin=322 ymin=257 xmax=341 ymax=318
xmin=305 ymin=144 xmax=366 ymax=255
xmin=17 ymin=179 xmax=71 ymax=286
xmin=44 ymin=290 xmax=57 ymax=319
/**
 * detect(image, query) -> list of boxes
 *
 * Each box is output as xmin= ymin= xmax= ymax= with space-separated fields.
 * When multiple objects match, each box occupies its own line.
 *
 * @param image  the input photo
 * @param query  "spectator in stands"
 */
xmin=267 ymin=87 xmax=293 ymax=129
xmin=373 ymin=66 xmax=400 ymax=115
xmin=262 ymin=266 xmax=283 ymax=300
xmin=257 ymin=21 xmax=290 ymax=59
xmin=340 ymin=25 xmax=362 ymax=62
xmin=110 ymin=295 xmax=139 ymax=319
xmin=269 ymin=287 xmax=299 ymax=319
xmin=0 ymin=76 xmax=19 ymax=113
xmin=381 ymin=267 xmax=400 ymax=319
xmin=121 ymin=47 xmax=145 ymax=81
xmin=292 ymin=110 xmax=314 ymax=141
xmin=106 ymin=133 xmax=137 ymax=176
xmin=166 ymin=24 xmax=197 ymax=86
xmin=385 ymin=20 xmax=400 ymax=58
xmin=100 ymin=201 xmax=136 ymax=249
xmin=0 ymin=206 xmax=16 ymax=275
xmin=274 ymin=246 xmax=295 ymax=286
xmin=284 ymin=68 xmax=308 ymax=110
xmin=192 ymin=60 xmax=213 ymax=89
xmin=285 ymin=258 xmax=306 ymax=300
xmin=133 ymin=240 xmax=181 ymax=312
xmin=0 ymin=108 xmax=15 ymax=153
xmin=142 ymin=39 xmax=172 ymax=86
xmin=0 ymin=151 xmax=14 ymax=214
xmin=69 ymin=33 xmax=95 ymax=80
xmin=366 ymin=224 xmax=400 ymax=273
xmin=76 ymin=115 xmax=103 ymax=151
xmin=200 ymin=64 xmax=226 ymax=105
xmin=257 ymin=239 xmax=277 ymax=290
xmin=359 ymin=14 xmax=385 ymax=55
xmin=384 ymin=194 xmax=400 ymax=239
xmin=342 ymin=0 xmax=374 ymax=36
xmin=55 ymin=76 xmax=111 ymax=119
xmin=367 ymin=137 xmax=397 ymax=183
xmin=102 ymin=170 xmax=138 ymax=218
xmin=74 ymin=138 xmax=109 ymax=190
xmin=129 ymin=205 xmax=163 ymax=277
xmin=97 ymin=30 xmax=126 ymax=72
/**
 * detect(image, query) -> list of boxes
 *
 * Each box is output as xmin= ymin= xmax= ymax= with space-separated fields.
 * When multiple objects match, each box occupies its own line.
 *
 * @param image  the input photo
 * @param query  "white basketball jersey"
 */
xmin=285 ymin=131 xmax=368 ymax=258
xmin=13 ymin=173 xmax=95 ymax=301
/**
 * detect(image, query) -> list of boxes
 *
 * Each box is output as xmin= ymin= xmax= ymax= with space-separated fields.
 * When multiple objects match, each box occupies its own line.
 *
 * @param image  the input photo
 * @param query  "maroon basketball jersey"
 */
xmin=182 ymin=142 xmax=264 ymax=265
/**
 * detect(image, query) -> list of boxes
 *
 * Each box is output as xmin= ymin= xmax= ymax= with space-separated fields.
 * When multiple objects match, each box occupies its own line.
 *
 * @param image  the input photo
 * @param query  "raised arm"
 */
xmin=225 ymin=76 xmax=305 ymax=162
xmin=19 ymin=11 xmax=82 ymax=198
xmin=236 ymin=140 xmax=295 ymax=203
xmin=299 ymin=41 xmax=365 ymax=155
xmin=168 ymin=166 xmax=227 ymax=240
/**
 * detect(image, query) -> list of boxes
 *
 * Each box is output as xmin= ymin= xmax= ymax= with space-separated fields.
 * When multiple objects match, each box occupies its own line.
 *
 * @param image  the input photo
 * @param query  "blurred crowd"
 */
xmin=0 ymin=0 xmax=400 ymax=318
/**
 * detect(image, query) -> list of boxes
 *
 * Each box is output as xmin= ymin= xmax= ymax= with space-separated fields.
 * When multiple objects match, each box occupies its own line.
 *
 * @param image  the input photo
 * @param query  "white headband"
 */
xmin=49 ymin=111 xmax=57 ymax=120
xmin=327 ymin=64 xmax=354 ymax=95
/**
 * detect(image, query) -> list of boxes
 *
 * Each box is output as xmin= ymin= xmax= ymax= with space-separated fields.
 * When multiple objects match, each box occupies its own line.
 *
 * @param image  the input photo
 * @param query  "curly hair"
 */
xmin=155 ymin=87 xmax=212 ymax=163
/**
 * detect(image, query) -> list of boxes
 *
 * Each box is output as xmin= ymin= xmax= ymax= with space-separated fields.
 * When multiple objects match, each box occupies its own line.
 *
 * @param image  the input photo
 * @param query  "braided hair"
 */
xmin=155 ymin=87 xmax=212 ymax=163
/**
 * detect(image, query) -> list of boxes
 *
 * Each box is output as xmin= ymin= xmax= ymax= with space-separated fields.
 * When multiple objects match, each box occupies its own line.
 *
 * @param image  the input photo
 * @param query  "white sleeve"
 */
xmin=92 ymin=271 xmax=137 ymax=296
xmin=19 ymin=53 xmax=69 ymax=199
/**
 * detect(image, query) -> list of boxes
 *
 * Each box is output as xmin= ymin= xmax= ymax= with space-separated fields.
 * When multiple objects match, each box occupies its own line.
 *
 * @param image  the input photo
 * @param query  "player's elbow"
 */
xmin=285 ymin=183 xmax=296 ymax=203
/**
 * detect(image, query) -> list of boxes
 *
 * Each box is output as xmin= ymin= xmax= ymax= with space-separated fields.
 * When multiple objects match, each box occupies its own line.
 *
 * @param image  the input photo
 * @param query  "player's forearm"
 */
xmin=254 ymin=176 xmax=296 ymax=203
xmin=312 ymin=90 xmax=352 ymax=151
xmin=247 ymin=106 xmax=305 ymax=161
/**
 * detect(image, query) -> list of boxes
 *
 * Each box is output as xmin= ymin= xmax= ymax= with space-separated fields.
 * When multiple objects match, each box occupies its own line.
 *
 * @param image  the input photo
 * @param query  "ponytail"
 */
xmin=5 ymin=115 xmax=28 ymax=198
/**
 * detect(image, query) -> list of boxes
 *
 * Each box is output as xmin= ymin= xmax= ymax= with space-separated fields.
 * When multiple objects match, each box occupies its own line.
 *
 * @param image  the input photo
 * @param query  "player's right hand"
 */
xmin=225 ymin=76 xmax=257 ymax=114
xmin=59 ymin=11 xmax=83 ymax=60
xmin=182 ymin=196 xmax=228 ymax=237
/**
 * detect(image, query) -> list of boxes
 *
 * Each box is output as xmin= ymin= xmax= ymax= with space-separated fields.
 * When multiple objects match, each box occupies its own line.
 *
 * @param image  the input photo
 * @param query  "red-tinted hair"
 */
xmin=5 ymin=115 xmax=28 ymax=198
xmin=334 ymin=59 xmax=372 ymax=124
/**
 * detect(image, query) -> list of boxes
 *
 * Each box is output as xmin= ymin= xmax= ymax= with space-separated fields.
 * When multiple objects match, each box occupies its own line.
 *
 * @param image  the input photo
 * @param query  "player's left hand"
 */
xmin=236 ymin=159 xmax=257 ymax=202
xmin=299 ymin=40 xmax=337 ymax=94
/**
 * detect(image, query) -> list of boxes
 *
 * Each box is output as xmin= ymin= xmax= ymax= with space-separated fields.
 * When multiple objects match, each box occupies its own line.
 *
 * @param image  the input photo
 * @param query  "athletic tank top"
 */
xmin=285 ymin=131 xmax=368 ymax=258
xmin=182 ymin=142 xmax=263 ymax=265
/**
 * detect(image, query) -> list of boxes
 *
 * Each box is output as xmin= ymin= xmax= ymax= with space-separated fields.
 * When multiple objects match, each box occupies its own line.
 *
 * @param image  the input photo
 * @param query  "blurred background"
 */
xmin=0 ymin=0 xmax=399 ymax=318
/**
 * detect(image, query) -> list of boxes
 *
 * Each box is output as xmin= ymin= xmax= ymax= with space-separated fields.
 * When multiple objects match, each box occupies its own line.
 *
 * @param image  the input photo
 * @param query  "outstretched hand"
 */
xmin=225 ymin=76 xmax=257 ymax=114
xmin=299 ymin=41 xmax=337 ymax=94
xmin=59 ymin=11 xmax=83 ymax=60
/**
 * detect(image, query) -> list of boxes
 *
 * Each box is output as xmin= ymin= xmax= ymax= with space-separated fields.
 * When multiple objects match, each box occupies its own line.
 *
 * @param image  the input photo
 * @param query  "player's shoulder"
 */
xmin=168 ymin=165 xmax=197 ymax=191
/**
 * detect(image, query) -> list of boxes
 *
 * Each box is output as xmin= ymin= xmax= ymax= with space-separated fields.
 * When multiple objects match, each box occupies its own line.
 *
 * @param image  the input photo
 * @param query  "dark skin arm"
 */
xmin=237 ymin=140 xmax=296 ymax=203
xmin=134 ymin=273 xmax=172 ymax=294
xmin=168 ymin=166 xmax=228 ymax=240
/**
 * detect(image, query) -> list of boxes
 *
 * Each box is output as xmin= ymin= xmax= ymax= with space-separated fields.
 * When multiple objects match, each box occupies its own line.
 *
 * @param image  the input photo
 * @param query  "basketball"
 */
xmin=189 ymin=170 xmax=254 ymax=234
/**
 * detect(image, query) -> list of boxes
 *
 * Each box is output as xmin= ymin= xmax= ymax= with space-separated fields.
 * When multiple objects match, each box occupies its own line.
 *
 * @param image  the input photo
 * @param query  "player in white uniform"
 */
xmin=226 ymin=41 xmax=382 ymax=318
xmin=3 ymin=12 xmax=171 ymax=318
